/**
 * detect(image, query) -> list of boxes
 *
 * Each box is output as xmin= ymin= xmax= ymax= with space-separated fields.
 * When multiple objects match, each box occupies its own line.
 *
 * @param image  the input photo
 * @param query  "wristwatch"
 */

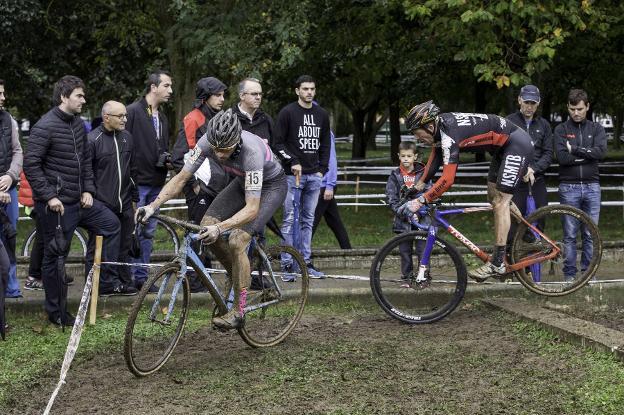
xmin=417 ymin=195 xmax=427 ymax=204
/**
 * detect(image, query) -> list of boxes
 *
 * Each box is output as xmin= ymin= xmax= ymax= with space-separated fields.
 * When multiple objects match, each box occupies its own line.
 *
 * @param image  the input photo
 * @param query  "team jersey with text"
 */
xmin=421 ymin=112 xmax=521 ymax=202
xmin=183 ymin=130 xmax=283 ymax=198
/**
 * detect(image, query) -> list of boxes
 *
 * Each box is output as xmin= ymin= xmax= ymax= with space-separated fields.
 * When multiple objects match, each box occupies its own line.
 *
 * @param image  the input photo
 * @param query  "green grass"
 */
xmin=512 ymin=320 xmax=624 ymax=415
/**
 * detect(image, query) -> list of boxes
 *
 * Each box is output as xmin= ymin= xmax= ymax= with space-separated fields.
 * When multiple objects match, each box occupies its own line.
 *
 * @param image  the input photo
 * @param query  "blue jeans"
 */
xmin=559 ymin=182 xmax=600 ymax=278
xmin=281 ymin=174 xmax=322 ymax=263
xmin=132 ymin=185 xmax=162 ymax=282
xmin=3 ymin=188 xmax=19 ymax=297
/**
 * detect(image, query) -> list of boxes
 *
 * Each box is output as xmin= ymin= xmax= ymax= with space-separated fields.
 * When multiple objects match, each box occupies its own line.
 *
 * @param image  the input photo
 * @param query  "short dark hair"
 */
xmin=0 ymin=79 xmax=4 ymax=86
xmin=568 ymin=88 xmax=589 ymax=106
xmin=295 ymin=75 xmax=315 ymax=88
xmin=144 ymin=70 xmax=171 ymax=94
xmin=52 ymin=75 xmax=85 ymax=106
xmin=398 ymin=141 xmax=418 ymax=153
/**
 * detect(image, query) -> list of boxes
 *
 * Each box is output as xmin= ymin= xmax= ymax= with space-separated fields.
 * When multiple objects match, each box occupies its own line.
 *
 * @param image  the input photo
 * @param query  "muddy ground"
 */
xmin=6 ymin=303 xmax=621 ymax=415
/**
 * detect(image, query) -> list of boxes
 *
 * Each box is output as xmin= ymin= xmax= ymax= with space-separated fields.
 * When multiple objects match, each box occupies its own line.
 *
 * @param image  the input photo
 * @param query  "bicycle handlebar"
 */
xmin=153 ymin=214 xmax=203 ymax=233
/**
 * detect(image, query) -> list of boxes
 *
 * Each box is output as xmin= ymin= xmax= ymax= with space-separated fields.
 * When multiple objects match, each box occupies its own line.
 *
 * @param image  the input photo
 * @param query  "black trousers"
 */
xmin=27 ymin=209 xmax=44 ymax=279
xmin=35 ymin=200 xmax=120 ymax=321
xmin=86 ymin=207 xmax=134 ymax=286
xmin=312 ymin=187 xmax=352 ymax=249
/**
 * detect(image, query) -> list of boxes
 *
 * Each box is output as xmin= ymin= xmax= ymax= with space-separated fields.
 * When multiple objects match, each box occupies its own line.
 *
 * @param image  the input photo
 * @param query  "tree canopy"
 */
xmin=1 ymin=0 xmax=622 ymax=156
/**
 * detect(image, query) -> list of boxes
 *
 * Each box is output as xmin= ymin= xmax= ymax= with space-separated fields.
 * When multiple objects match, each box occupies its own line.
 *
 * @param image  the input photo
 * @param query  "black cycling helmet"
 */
xmin=206 ymin=108 xmax=242 ymax=148
xmin=405 ymin=100 xmax=440 ymax=131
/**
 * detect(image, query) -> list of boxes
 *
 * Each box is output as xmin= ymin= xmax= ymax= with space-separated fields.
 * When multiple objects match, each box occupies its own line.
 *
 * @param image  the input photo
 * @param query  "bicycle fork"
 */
xmin=414 ymin=227 xmax=437 ymax=286
xmin=148 ymin=272 xmax=185 ymax=326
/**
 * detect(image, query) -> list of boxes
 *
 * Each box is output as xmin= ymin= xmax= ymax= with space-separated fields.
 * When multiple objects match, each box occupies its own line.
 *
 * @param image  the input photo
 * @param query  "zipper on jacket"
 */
xmin=578 ymin=123 xmax=583 ymax=185
xmin=70 ymin=122 xmax=82 ymax=197
xmin=113 ymin=132 xmax=123 ymax=213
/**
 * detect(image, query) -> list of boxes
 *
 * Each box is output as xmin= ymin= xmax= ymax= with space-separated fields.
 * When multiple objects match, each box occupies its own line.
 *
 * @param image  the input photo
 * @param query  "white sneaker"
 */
xmin=468 ymin=262 xmax=506 ymax=282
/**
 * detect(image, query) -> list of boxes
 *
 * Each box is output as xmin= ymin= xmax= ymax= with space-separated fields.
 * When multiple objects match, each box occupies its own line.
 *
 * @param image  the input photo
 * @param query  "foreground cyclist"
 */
xmin=399 ymin=101 xmax=534 ymax=280
xmin=137 ymin=108 xmax=286 ymax=329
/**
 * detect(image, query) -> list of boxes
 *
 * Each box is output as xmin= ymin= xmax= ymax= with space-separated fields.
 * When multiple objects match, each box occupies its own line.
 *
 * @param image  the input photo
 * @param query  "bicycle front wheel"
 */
xmin=238 ymin=245 xmax=309 ymax=348
xmin=370 ymin=232 xmax=467 ymax=324
xmin=511 ymin=204 xmax=602 ymax=296
xmin=124 ymin=263 xmax=190 ymax=377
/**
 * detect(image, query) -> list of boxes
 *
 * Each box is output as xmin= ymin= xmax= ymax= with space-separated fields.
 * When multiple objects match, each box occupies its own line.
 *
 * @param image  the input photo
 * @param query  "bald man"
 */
xmin=86 ymin=101 xmax=138 ymax=296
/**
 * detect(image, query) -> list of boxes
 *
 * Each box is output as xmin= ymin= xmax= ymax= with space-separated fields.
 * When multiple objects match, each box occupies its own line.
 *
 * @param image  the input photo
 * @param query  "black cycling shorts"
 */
xmin=488 ymin=128 xmax=534 ymax=194
xmin=205 ymin=172 xmax=287 ymax=235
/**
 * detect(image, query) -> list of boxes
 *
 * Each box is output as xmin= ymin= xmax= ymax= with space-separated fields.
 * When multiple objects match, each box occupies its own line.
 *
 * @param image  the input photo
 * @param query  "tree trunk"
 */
xmin=474 ymin=81 xmax=487 ymax=162
xmin=541 ymin=92 xmax=552 ymax=126
xmin=365 ymin=101 xmax=380 ymax=151
xmin=389 ymin=100 xmax=401 ymax=164
xmin=351 ymin=110 xmax=366 ymax=159
xmin=613 ymin=107 xmax=623 ymax=150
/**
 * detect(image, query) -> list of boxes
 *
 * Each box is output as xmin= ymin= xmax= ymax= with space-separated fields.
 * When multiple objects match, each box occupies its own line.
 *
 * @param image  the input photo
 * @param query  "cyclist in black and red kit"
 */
xmin=398 ymin=101 xmax=534 ymax=280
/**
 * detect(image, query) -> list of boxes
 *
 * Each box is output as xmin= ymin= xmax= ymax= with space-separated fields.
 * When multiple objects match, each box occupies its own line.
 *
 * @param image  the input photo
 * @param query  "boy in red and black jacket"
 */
xmin=386 ymin=141 xmax=431 ymax=281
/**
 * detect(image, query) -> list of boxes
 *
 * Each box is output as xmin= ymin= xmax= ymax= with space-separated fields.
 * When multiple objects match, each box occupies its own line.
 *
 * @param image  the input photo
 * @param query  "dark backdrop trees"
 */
xmin=2 ymin=0 xmax=623 ymax=156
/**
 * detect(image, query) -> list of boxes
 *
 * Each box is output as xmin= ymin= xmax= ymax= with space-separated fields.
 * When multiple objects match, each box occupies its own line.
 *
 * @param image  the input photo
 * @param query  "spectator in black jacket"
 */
xmin=233 ymin=78 xmax=274 ymax=143
xmin=24 ymin=76 xmax=121 ymax=326
xmin=554 ymin=88 xmax=606 ymax=280
xmin=125 ymin=70 xmax=173 ymax=290
xmin=0 ymin=79 xmax=23 ymax=299
xmin=171 ymin=77 xmax=230 ymax=293
xmin=506 ymin=85 xmax=553 ymax=239
xmin=273 ymin=75 xmax=331 ymax=278
xmin=86 ymin=101 xmax=138 ymax=296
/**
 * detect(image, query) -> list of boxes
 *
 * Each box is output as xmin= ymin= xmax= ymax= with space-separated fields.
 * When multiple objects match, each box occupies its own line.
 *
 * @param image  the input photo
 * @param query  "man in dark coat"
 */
xmin=24 ymin=75 xmax=121 ymax=326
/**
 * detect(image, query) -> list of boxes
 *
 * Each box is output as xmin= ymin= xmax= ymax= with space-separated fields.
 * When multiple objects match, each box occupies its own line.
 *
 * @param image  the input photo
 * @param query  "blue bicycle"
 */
xmin=124 ymin=214 xmax=309 ymax=377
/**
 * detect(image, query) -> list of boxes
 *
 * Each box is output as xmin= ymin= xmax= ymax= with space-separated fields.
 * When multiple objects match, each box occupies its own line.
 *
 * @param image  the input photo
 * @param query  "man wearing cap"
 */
xmin=506 ymin=84 xmax=553 ymax=238
xmin=171 ymin=77 xmax=231 ymax=291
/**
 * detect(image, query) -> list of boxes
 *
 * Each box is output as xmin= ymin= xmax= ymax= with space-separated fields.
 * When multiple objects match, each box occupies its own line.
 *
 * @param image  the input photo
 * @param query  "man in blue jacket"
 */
xmin=554 ymin=88 xmax=606 ymax=281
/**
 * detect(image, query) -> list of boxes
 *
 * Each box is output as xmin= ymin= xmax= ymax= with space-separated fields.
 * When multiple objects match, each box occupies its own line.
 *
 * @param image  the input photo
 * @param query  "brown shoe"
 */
xmin=212 ymin=309 xmax=244 ymax=330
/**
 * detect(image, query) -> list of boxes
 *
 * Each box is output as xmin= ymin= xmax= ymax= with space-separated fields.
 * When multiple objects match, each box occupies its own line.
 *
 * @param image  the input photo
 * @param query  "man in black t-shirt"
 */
xmin=272 ymin=75 xmax=330 ymax=278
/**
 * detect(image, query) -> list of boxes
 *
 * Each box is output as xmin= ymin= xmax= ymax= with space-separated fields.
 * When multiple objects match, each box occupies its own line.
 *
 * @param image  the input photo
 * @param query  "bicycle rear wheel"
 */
xmin=511 ymin=204 xmax=602 ymax=296
xmin=152 ymin=218 xmax=180 ymax=253
xmin=370 ymin=232 xmax=467 ymax=324
xmin=124 ymin=263 xmax=190 ymax=377
xmin=238 ymin=245 xmax=309 ymax=348
xmin=22 ymin=227 xmax=88 ymax=257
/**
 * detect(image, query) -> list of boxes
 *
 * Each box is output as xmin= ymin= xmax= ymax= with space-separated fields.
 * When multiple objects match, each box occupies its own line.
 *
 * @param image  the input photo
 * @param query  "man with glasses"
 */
xmin=233 ymin=78 xmax=274 ymax=143
xmin=506 ymin=85 xmax=553 ymax=242
xmin=86 ymin=101 xmax=138 ymax=296
xmin=554 ymin=88 xmax=606 ymax=280
xmin=24 ymin=76 xmax=121 ymax=326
